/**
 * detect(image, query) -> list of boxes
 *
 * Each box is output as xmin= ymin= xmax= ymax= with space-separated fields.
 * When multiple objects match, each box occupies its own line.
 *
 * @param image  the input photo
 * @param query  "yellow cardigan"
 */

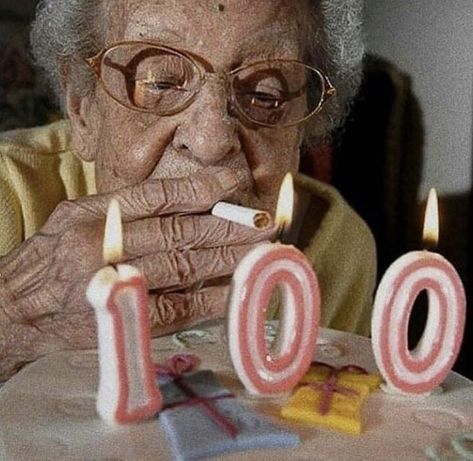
xmin=0 ymin=120 xmax=377 ymax=335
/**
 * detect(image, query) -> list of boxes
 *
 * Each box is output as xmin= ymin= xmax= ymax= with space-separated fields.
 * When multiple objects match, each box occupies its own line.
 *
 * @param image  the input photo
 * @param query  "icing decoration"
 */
xmin=281 ymin=362 xmax=381 ymax=434
xmin=425 ymin=446 xmax=445 ymax=461
xmin=426 ymin=432 xmax=473 ymax=461
xmin=317 ymin=340 xmax=345 ymax=358
xmin=156 ymin=354 xmax=238 ymax=437
xmin=452 ymin=433 xmax=473 ymax=460
xmin=158 ymin=369 xmax=300 ymax=461
xmin=172 ymin=329 xmax=218 ymax=348
xmin=86 ymin=264 xmax=162 ymax=425
xmin=228 ymin=243 xmax=321 ymax=395
xmin=372 ymin=251 xmax=466 ymax=395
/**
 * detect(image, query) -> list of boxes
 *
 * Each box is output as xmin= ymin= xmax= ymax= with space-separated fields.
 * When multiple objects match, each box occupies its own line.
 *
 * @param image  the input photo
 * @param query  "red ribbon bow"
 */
xmin=155 ymin=353 xmax=200 ymax=377
xmin=155 ymin=354 xmax=239 ymax=438
xmin=308 ymin=361 xmax=368 ymax=415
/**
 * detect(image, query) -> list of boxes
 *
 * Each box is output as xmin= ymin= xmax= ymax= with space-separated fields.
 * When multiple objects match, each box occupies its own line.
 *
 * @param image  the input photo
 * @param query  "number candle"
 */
xmin=228 ymin=174 xmax=321 ymax=395
xmin=371 ymin=189 xmax=466 ymax=395
xmin=86 ymin=199 xmax=161 ymax=424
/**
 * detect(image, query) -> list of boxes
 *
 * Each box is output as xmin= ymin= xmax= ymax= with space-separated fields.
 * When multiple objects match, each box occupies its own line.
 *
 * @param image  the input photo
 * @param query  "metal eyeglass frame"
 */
xmin=86 ymin=41 xmax=336 ymax=128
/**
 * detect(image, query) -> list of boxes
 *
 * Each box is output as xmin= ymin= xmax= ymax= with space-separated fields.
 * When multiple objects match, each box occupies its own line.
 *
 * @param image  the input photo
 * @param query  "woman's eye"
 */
xmin=246 ymin=91 xmax=286 ymax=109
xmin=151 ymin=81 xmax=177 ymax=90
xmin=143 ymin=77 xmax=182 ymax=91
xmin=136 ymin=67 xmax=187 ymax=91
xmin=234 ymin=74 xmax=288 ymax=111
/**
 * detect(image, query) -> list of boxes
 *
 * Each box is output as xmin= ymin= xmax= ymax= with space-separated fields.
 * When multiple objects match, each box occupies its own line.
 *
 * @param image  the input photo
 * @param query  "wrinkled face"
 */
xmin=80 ymin=0 xmax=310 ymax=211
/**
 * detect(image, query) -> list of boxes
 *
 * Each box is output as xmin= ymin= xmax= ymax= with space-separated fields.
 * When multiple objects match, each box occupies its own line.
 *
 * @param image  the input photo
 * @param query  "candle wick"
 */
xmin=277 ymin=223 xmax=289 ymax=243
xmin=423 ymin=239 xmax=438 ymax=252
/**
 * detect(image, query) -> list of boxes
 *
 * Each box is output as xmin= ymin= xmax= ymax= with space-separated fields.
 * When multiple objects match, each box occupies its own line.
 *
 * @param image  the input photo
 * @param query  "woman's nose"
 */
xmin=172 ymin=78 xmax=241 ymax=165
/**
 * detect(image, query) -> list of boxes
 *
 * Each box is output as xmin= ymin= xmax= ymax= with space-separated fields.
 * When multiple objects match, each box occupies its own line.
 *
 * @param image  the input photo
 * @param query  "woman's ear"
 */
xmin=65 ymin=89 xmax=101 ymax=162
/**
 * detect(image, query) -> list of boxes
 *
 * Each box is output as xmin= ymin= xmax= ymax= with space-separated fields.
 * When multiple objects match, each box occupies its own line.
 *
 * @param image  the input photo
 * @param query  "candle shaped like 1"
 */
xmin=371 ymin=189 xmax=466 ymax=395
xmin=86 ymin=199 xmax=162 ymax=424
xmin=228 ymin=173 xmax=321 ymax=395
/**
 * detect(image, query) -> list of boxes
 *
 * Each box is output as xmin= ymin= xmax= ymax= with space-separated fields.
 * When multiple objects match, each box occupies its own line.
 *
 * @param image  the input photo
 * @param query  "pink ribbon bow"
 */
xmin=155 ymin=354 xmax=239 ymax=438
xmin=155 ymin=353 xmax=200 ymax=377
xmin=308 ymin=361 xmax=368 ymax=415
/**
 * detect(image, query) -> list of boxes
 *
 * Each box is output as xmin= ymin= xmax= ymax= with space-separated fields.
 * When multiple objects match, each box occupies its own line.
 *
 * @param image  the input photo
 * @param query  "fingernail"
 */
xmin=215 ymin=169 xmax=238 ymax=191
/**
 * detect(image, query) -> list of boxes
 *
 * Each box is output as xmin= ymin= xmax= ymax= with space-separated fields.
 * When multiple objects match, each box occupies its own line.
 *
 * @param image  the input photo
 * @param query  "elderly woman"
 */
xmin=0 ymin=0 xmax=375 ymax=379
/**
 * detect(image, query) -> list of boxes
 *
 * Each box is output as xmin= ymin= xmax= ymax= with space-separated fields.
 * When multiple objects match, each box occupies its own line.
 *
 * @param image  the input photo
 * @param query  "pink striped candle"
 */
xmin=228 ymin=174 xmax=321 ymax=395
xmin=371 ymin=189 xmax=466 ymax=395
xmin=86 ymin=199 xmax=161 ymax=424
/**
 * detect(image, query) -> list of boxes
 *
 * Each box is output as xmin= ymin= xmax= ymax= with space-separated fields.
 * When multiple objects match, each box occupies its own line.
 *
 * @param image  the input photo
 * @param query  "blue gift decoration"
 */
xmin=156 ymin=354 xmax=300 ymax=461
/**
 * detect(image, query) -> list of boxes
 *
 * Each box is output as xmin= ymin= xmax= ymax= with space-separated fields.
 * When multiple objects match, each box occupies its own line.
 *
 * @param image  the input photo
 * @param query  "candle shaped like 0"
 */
xmin=228 ymin=173 xmax=321 ymax=395
xmin=371 ymin=189 xmax=466 ymax=395
xmin=86 ymin=199 xmax=162 ymax=424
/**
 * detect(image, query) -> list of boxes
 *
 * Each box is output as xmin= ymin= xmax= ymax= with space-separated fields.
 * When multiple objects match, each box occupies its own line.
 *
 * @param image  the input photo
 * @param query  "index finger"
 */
xmin=123 ymin=214 xmax=276 ymax=258
xmin=43 ymin=167 xmax=239 ymax=232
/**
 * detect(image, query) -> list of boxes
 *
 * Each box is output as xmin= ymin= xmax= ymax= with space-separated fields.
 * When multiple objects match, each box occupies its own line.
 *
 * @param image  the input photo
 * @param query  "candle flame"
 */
xmin=422 ymin=188 xmax=439 ymax=249
xmin=103 ymin=198 xmax=123 ymax=264
xmin=275 ymin=173 xmax=294 ymax=235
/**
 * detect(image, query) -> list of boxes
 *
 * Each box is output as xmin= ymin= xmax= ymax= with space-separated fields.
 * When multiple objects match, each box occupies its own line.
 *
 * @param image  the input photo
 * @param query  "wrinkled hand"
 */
xmin=0 ymin=167 xmax=273 ymax=378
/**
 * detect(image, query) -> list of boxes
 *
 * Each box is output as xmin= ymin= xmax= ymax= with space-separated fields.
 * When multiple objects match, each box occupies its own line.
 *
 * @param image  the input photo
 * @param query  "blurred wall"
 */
xmin=364 ymin=0 xmax=473 ymax=199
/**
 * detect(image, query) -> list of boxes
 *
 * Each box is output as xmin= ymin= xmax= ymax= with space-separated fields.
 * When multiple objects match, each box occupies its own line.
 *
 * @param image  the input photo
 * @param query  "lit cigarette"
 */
xmin=211 ymin=202 xmax=271 ymax=229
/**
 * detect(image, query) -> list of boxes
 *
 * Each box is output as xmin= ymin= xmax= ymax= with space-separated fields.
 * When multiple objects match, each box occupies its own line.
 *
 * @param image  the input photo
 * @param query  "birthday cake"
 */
xmin=0 ymin=323 xmax=471 ymax=461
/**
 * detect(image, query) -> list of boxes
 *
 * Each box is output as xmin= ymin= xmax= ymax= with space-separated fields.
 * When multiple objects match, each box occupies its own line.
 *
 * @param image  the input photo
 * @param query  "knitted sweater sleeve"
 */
xmin=0 ymin=155 xmax=22 ymax=257
xmin=296 ymin=174 xmax=377 ymax=337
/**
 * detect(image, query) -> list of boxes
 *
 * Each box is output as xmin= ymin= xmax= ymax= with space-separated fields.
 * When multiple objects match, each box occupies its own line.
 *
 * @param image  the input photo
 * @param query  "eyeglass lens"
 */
xmin=100 ymin=43 xmax=325 ymax=126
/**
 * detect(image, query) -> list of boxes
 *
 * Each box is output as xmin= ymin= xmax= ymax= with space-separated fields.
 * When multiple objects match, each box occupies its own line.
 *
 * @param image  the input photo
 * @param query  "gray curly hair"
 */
xmin=30 ymin=0 xmax=364 ymax=143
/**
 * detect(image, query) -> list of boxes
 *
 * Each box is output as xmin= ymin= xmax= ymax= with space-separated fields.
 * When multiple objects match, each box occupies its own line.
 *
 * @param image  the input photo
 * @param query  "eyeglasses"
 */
xmin=86 ymin=41 xmax=336 ymax=128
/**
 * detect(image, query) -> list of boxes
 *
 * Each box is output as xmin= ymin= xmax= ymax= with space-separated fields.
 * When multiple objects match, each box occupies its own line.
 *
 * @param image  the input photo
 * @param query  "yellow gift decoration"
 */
xmin=281 ymin=362 xmax=381 ymax=434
